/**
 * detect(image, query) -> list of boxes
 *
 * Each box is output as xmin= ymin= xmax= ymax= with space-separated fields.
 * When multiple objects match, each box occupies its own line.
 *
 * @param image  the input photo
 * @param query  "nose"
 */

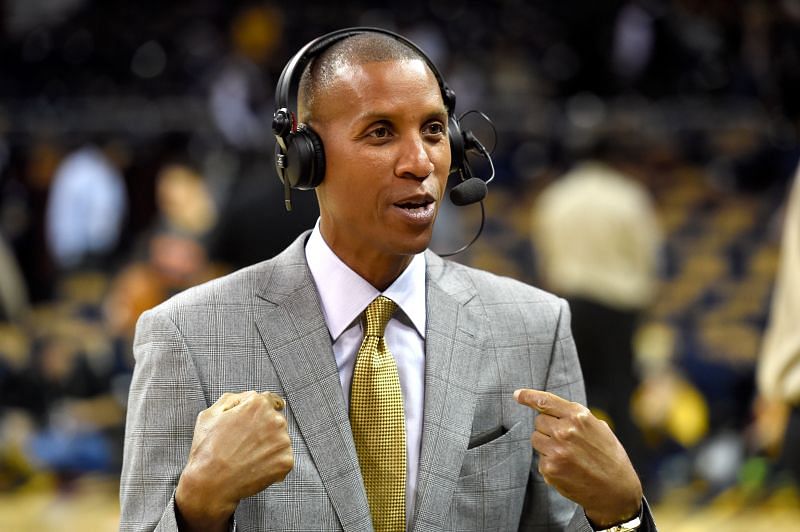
xmin=395 ymin=133 xmax=435 ymax=180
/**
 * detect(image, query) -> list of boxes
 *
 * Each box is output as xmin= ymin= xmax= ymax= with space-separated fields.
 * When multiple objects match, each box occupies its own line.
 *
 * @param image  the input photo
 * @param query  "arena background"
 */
xmin=1 ymin=0 xmax=800 ymax=529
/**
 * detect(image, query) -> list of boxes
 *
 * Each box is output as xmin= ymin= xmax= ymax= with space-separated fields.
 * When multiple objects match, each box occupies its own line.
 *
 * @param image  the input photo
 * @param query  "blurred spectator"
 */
xmin=202 ymin=5 xmax=323 ymax=269
xmin=45 ymin=140 xmax=129 ymax=272
xmin=756 ymin=163 xmax=800 ymax=486
xmin=103 ymin=161 xmax=224 ymax=347
xmin=0 ymin=232 xmax=29 ymax=322
xmin=2 ymin=139 xmax=63 ymax=302
xmin=22 ymin=329 xmax=115 ymax=474
xmin=103 ymin=263 xmax=166 ymax=347
xmin=208 ymin=5 xmax=282 ymax=152
xmin=532 ymin=140 xmax=662 ymax=480
xmin=0 ymin=315 xmax=127 ymax=487
xmin=146 ymin=230 xmax=220 ymax=295
xmin=208 ymin=172 xmax=319 ymax=269
xmin=611 ymin=0 xmax=657 ymax=88
xmin=0 ymin=321 xmax=32 ymax=489
xmin=152 ymin=163 xmax=217 ymax=239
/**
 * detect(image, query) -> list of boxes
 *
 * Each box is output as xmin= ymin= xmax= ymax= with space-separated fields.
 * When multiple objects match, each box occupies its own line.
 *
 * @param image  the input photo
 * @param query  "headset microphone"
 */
xmin=449 ymin=127 xmax=493 ymax=206
xmin=450 ymin=177 xmax=488 ymax=206
xmin=439 ymin=125 xmax=495 ymax=257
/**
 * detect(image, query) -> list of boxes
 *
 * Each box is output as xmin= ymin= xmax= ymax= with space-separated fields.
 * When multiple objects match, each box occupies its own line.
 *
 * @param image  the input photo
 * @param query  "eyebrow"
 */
xmin=353 ymin=108 xmax=448 ymax=125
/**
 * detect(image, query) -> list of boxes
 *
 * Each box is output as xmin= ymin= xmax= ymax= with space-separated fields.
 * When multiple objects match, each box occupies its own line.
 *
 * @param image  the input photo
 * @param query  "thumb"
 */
xmin=261 ymin=391 xmax=286 ymax=411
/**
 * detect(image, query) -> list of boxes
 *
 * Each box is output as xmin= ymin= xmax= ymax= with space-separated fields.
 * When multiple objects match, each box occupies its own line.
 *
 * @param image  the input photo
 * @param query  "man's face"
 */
xmin=310 ymin=58 xmax=451 ymax=281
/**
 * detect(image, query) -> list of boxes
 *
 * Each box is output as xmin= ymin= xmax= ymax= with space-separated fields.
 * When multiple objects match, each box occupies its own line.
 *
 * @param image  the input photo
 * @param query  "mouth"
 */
xmin=395 ymin=198 xmax=435 ymax=211
xmin=392 ymin=195 xmax=437 ymax=223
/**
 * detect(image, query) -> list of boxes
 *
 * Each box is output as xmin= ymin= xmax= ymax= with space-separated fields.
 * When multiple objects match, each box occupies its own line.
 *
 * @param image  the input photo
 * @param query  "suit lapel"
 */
xmin=253 ymin=235 xmax=372 ymax=531
xmin=412 ymin=254 xmax=485 ymax=531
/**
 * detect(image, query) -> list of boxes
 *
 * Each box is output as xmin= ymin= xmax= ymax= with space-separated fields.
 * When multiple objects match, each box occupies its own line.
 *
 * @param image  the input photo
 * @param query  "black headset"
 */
xmin=272 ymin=27 xmax=487 ymax=212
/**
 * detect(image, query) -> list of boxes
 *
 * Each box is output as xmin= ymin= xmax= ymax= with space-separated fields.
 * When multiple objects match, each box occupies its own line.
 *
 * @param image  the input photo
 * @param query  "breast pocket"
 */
xmin=444 ymin=421 xmax=532 ymax=531
xmin=460 ymin=420 xmax=529 ymax=478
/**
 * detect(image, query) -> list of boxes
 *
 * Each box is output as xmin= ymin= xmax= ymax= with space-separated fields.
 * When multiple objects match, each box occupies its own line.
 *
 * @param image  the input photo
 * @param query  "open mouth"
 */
xmin=395 ymin=199 xmax=434 ymax=211
xmin=393 ymin=197 xmax=436 ymax=223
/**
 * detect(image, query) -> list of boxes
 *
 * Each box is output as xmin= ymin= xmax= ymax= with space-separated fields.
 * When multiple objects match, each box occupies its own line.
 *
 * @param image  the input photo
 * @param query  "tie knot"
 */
xmin=364 ymin=296 xmax=397 ymax=338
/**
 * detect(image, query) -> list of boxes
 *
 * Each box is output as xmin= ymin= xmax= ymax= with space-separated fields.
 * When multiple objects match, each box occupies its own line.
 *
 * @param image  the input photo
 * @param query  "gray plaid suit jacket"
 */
xmin=120 ymin=231 xmax=649 ymax=531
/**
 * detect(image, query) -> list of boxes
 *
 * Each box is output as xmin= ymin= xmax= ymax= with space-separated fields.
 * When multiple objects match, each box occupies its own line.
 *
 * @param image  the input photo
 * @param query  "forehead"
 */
xmin=314 ymin=59 xmax=445 ymax=123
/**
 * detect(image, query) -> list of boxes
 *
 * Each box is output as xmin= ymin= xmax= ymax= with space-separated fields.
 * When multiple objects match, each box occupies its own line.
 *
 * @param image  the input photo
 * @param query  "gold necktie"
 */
xmin=350 ymin=296 xmax=406 ymax=532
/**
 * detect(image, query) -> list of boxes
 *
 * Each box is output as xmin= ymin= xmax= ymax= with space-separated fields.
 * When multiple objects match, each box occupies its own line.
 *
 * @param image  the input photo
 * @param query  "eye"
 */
xmin=368 ymin=126 xmax=391 ymax=139
xmin=424 ymin=122 xmax=446 ymax=137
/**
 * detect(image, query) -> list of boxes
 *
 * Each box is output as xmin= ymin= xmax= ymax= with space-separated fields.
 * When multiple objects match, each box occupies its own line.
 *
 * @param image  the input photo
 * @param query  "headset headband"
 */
xmin=273 ymin=26 xmax=456 ymax=127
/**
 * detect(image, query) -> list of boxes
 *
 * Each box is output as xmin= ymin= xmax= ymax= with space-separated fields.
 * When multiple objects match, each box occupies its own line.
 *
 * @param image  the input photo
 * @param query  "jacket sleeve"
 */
xmin=119 ymin=307 xmax=209 ymax=532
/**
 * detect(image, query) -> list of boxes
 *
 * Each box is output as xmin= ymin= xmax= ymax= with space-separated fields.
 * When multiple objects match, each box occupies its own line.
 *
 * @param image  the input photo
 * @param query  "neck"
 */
xmin=334 ymin=248 xmax=413 ymax=291
xmin=354 ymin=256 xmax=413 ymax=291
xmin=318 ymin=231 xmax=414 ymax=291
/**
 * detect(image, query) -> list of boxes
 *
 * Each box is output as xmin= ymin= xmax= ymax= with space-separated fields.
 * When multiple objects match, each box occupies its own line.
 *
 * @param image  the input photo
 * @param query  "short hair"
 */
xmin=298 ymin=32 xmax=429 ymax=122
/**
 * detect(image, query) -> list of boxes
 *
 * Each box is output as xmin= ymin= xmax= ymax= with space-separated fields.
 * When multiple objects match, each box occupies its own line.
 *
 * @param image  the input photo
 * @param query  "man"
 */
xmin=120 ymin=29 xmax=654 ymax=531
xmin=757 ymin=165 xmax=800 ymax=486
xmin=533 ymin=141 xmax=662 ymax=483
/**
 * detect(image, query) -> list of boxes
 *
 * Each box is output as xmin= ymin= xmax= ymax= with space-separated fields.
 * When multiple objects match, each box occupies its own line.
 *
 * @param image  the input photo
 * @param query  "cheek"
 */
xmin=319 ymin=148 xmax=357 ymax=195
xmin=436 ymin=169 xmax=449 ymax=190
xmin=432 ymin=146 xmax=451 ymax=189
xmin=433 ymin=160 xmax=450 ymax=194
xmin=438 ymin=146 xmax=452 ymax=173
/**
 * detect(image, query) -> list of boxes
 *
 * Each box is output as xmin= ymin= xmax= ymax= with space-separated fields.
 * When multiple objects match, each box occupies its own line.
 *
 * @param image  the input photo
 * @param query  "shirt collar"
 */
xmin=305 ymin=221 xmax=427 ymax=342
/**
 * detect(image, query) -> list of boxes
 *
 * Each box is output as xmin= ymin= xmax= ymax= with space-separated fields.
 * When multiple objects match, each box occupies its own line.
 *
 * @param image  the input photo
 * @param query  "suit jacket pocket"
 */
xmin=467 ymin=424 xmax=508 ymax=449
xmin=460 ymin=420 xmax=527 ymax=478
xmin=445 ymin=422 xmax=531 ymax=531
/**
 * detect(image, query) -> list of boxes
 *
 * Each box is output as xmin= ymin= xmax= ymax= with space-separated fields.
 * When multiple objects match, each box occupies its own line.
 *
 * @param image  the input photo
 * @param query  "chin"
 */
xmin=385 ymin=231 xmax=433 ymax=257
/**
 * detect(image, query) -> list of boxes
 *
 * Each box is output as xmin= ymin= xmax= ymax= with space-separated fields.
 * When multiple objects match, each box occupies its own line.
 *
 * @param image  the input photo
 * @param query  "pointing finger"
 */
xmin=514 ymin=389 xmax=573 ymax=418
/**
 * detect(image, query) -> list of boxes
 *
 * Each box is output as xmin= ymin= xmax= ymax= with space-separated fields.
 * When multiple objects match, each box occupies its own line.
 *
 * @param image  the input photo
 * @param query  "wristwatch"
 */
xmin=594 ymin=515 xmax=641 ymax=532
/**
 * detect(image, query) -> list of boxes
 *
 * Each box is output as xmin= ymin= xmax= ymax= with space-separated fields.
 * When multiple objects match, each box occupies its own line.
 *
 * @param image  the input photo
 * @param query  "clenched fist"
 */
xmin=175 ymin=391 xmax=293 ymax=532
xmin=514 ymin=388 xmax=642 ymax=529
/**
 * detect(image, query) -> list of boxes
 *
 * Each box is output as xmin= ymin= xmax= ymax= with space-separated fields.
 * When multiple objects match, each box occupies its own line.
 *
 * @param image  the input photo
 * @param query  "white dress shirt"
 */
xmin=305 ymin=224 xmax=426 ymax=525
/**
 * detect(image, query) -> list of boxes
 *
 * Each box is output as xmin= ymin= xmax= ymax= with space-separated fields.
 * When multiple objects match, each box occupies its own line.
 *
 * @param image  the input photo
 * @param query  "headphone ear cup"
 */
xmin=447 ymin=115 xmax=465 ymax=175
xmin=283 ymin=125 xmax=326 ymax=189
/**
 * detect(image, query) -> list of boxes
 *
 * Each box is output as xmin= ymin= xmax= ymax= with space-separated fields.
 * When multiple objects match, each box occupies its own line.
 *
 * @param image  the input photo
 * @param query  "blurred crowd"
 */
xmin=1 ymin=0 xmax=800 ymax=512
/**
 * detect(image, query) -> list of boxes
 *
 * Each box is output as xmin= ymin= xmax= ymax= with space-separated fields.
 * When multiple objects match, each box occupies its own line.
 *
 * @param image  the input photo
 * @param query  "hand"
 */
xmin=175 ymin=391 xmax=294 ymax=532
xmin=514 ymin=389 xmax=642 ymax=528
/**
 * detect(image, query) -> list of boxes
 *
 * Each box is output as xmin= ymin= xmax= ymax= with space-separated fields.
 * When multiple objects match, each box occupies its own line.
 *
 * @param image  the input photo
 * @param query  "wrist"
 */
xmin=586 ymin=501 xmax=642 ymax=531
xmin=176 ymin=464 xmax=237 ymax=531
xmin=585 ymin=475 xmax=643 ymax=529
